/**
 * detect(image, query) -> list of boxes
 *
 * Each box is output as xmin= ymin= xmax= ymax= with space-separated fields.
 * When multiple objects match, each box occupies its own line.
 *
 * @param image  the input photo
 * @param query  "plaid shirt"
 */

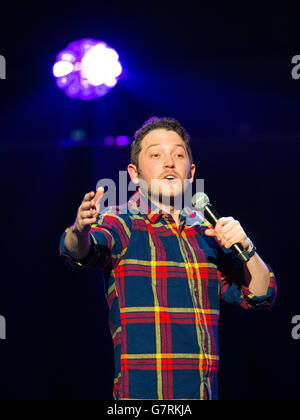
xmin=59 ymin=190 xmax=276 ymax=400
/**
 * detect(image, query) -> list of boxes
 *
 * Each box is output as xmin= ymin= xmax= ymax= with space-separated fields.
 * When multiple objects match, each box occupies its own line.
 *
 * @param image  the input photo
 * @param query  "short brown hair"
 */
xmin=131 ymin=116 xmax=193 ymax=169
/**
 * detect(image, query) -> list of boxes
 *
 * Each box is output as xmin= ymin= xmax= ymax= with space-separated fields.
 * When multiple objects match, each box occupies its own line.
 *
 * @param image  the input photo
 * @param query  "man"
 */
xmin=59 ymin=116 xmax=276 ymax=400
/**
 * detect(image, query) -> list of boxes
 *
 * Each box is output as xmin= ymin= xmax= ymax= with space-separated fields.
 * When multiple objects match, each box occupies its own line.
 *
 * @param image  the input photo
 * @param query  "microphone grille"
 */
xmin=192 ymin=192 xmax=210 ymax=209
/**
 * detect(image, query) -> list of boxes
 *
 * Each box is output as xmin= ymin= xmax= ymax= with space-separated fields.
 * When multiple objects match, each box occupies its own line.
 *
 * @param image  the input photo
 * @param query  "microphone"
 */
xmin=192 ymin=192 xmax=250 ymax=263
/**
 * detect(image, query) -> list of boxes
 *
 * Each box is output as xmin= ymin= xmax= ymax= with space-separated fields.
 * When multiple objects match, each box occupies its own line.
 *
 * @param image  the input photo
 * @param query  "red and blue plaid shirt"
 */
xmin=59 ymin=190 xmax=276 ymax=400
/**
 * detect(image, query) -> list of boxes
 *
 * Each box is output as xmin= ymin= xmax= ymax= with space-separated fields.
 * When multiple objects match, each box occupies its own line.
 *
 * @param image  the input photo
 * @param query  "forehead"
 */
xmin=141 ymin=128 xmax=185 ymax=150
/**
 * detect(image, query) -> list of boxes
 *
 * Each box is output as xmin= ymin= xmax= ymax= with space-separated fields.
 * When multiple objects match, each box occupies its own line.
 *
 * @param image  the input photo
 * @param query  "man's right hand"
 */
xmin=73 ymin=187 xmax=104 ymax=234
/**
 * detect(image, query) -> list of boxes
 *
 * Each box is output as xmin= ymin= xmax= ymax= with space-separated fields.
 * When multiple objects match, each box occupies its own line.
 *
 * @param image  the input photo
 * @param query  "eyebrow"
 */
xmin=145 ymin=143 xmax=186 ymax=152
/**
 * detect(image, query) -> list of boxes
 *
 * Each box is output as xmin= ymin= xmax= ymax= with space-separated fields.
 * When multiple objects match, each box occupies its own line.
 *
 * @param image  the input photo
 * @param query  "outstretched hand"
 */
xmin=73 ymin=187 xmax=104 ymax=234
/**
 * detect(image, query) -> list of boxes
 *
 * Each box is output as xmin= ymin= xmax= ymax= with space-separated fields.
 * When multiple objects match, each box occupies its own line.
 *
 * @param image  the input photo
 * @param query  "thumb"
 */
xmin=204 ymin=228 xmax=215 ymax=236
xmin=94 ymin=187 xmax=105 ymax=212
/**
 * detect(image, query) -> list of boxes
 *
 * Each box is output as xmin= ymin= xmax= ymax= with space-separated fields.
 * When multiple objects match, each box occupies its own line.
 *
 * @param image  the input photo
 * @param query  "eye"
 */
xmin=175 ymin=153 xmax=184 ymax=158
xmin=151 ymin=153 xmax=160 ymax=158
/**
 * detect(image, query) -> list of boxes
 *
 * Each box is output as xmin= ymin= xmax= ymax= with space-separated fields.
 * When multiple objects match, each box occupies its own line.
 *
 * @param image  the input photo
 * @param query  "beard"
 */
xmin=153 ymin=192 xmax=183 ymax=209
xmin=137 ymin=170 xmax=185 ymax=209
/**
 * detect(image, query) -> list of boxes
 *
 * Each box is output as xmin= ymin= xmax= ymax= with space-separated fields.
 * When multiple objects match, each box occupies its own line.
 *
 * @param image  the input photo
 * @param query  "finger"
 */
xmin=219 ymin=223 xmax=240 ymax=242
xmin=216 ymin=217 xmax=234 ymax=229
xmin=95 ymin=187 xmax=105 ymax=200
xmin=204 ymin=228 xmax=216 ymax=236
xmin=223 ymin=234 xmax=244 ymax=249
xmin=80 ymin=216 xmax=97 ymax=226
xmin=81 ymin=200 xmax=96 ymax=211
xmin=92 ymin=187 xmax=105 ymax=211
xmin=79 ymin=209 xmax=97 ymax=220
xmin=221 ymin=219 xmax=240 ymax=234
xmin=81 ymin=189 xmax=102 ymax=211
xmin=83 ymin=191 xmax=95 ymax=202
xmin=81 ymin=208 xmax=98 ymax=218
xmin=91 ymin=187 xmax=104 ymax=205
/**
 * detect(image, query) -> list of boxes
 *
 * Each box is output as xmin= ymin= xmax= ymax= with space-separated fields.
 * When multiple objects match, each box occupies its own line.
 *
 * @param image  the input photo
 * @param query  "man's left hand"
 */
xmin=204 ymin=217 xmax=249 ymax=250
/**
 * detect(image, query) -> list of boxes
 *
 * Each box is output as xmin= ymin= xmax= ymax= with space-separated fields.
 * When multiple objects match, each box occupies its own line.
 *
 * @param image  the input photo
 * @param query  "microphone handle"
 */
xmin=204 ymin=203 xmax=250 ymax=263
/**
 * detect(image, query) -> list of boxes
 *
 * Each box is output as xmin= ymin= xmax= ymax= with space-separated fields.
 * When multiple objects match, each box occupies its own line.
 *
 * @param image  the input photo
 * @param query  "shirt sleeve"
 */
xmin=217 ymin=245 xmax=277 ymax=309
xmin=59 ymin=209 xmax=131 ymax=270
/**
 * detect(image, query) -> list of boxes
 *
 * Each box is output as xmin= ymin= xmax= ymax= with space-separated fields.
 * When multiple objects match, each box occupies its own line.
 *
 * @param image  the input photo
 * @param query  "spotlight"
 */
xmin=53 ymin=39 xmax=122 ymax=100
xmin=103 ymin=135 xmax=130 ymax=146
xmin=115 ymin=136 xmax=130 ymax=146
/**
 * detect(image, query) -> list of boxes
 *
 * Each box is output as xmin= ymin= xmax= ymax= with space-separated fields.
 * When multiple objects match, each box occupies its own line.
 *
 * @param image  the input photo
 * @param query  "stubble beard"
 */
xmin=137 ymin=169 xmax=185 ymax=210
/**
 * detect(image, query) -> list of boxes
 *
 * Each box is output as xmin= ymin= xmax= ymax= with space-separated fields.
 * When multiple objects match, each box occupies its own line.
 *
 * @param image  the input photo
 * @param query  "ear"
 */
xmin=189 ymin=164 xmax=196 ymax=183
xmin=127 ymin=164 xmax=139 ymax=184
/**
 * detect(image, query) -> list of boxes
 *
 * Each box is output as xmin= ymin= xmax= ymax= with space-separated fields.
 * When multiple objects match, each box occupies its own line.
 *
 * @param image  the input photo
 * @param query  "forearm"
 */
xmin=64 ymin=226 xmax=92 ymax=260
xmin=243 ymin=252 xmax=270 ymax=296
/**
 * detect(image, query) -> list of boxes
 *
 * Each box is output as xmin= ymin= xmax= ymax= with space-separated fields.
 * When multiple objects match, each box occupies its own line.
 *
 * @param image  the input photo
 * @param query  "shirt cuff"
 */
xmin=59 ymin=228 xmax=100 ymax=269
xmin=240 ymin=264 xmax=276 ymax=308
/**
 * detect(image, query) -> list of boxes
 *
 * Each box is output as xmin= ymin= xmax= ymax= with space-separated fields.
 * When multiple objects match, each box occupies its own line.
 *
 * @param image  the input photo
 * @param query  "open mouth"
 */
xmin=162 ymin=174 xmax=178 ymax=180
xmin=162 ymin=176 xmax=177 ymax=181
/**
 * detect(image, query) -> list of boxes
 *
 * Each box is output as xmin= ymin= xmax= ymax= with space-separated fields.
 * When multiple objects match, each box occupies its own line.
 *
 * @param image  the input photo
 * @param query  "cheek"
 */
xmin=140 ymin=161 xmax=162 ymax=179
xmin=178 ymin=163 xmax=192 ymax=179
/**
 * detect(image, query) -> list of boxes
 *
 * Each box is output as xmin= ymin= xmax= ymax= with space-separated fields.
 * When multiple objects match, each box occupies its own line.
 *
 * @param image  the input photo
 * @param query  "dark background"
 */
xmin=0 ymin=3 xmax=299 ymax=400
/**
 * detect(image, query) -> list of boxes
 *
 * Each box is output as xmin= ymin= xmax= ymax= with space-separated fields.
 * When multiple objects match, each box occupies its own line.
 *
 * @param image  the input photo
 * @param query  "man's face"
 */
xmin=128 ymin=129 xmax=195 ymax=203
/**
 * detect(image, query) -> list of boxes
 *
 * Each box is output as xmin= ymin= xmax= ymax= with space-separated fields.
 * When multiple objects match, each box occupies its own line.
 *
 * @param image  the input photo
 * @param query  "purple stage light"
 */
xmin=115 ymin=135 xmax=130 ymax=146
xmin=103 ymin=135 xmax=130 ymax=146
xmin=53 ymin=39 xmax=122 ymax=100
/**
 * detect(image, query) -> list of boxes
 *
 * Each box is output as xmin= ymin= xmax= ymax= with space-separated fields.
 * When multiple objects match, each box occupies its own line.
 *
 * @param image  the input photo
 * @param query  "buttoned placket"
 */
xmin=163 ymin=214 xmax=210 ymax=399
xmin=138 ymin=195 xmax=211 ymax=399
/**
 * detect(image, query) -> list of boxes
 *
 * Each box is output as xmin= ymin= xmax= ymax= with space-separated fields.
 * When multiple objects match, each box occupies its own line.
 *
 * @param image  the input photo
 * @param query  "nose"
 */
xmin=163 ymin=154 xmax=175 ymax=168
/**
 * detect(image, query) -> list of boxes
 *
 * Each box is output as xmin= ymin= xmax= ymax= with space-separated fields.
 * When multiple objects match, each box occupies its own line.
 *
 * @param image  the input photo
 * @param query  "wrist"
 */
xmin=245 ymin=237 xmax=252 ymax=252
xmin=244 ymin=237 xmax=256 ymax=259
xmin=71 ymin=223 xmax=90 ymax=237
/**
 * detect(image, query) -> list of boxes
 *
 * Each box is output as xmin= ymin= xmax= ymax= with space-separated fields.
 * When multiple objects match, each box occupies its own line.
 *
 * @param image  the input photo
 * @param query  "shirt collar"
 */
xmin=127 ymin=190 xmax=207 ymax=227
xmin=127 ymin=190 xmax=164 ymax=223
